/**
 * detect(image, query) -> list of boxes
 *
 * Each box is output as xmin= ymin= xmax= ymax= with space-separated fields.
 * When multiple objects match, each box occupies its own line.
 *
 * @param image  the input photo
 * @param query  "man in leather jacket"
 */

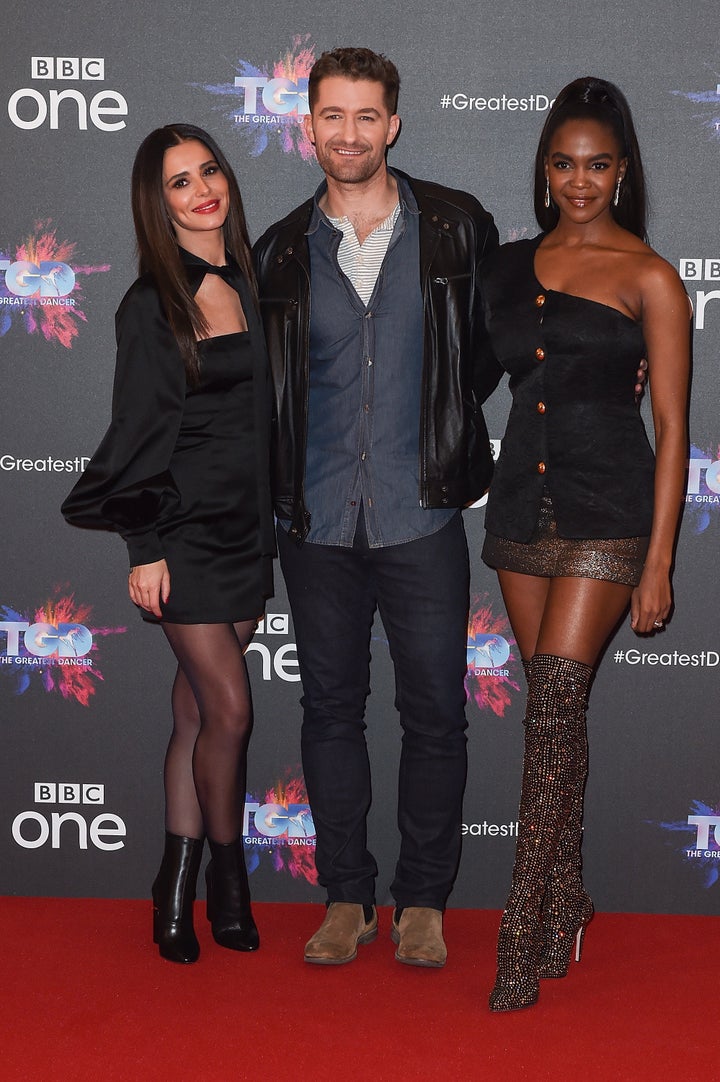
xmin=254 ymin=47 xmax=498 ymax=968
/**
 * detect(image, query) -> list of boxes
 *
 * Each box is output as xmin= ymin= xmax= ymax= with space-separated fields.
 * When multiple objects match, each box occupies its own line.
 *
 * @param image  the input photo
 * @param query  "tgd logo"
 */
xmin=466 ymin=632 xmax=511 ymax=675
xmin=7 ymin=56 xmax=128 ymax=131
xmin=0 ymin=620 xmax=92 ymax=658
xmin=12 ymin=782 xmax=126 ymax=851
xmin=0 ymin=259 xmax=75 ymax=298
xmin=687 ymin=814 xmax=720 ymax=851
xmin=687 ymin=457 xmax=720 ymax=498
xmin=234 ymin=76 xmax=309 ymax=116
xmin=243 ymin=802 xmax=315 ymax=839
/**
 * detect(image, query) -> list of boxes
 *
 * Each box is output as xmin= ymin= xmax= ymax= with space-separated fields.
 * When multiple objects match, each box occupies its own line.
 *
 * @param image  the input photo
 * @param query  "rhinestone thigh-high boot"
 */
xmin=537 ymin=692 xmax=594 ymax=979
xmin=489 ymin=654 xmax=593 ymax=1011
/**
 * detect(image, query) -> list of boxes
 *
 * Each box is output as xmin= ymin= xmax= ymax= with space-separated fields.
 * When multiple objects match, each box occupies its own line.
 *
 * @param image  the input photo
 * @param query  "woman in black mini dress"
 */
xmin=62 ymin=125 xmax=274 ymax=963
xmin=478 ymin=80 xmax=690 ymax=1011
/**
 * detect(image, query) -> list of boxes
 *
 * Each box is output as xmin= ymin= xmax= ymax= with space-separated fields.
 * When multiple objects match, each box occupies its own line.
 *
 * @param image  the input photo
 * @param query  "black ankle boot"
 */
xmin=205 ymin=838 xmax=259 ymax=951
xmin=152 ymin=832 xmax=204 ymax=963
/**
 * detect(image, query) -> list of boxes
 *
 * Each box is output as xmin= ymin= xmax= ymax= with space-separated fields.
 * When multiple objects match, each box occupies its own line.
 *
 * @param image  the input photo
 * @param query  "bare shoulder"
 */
xmin=616 ymin=238 xmax=684 ymax=300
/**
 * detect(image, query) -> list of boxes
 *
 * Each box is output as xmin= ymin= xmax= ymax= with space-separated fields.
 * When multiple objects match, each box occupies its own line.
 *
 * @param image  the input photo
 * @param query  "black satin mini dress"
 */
xmin=62 ymin=254 xmax=275 ymax=623
xmin=145 ymin=331 xmax=273 ymax=623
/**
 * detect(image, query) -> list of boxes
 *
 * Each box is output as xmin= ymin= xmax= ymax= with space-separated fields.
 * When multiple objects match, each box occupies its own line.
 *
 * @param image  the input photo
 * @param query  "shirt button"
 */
xmin=350 ymin=500 xmax=357 ymax=506
xmin=536 ymin=401 xmax=546 ymax=414
xmin=364 ymin=404 xmax=370 ymax=412
xmin=361 ymin=452 xmax=367 ymax=460
xmin=535 ymin=294 xmax=546 ymax=307
xmin=367 ymin=358 xmax=373 ymax=366
xmin=535 ymin=347 xmax=545 ymax=361
xmin=537 ymin=461 xmax=546 ymax=474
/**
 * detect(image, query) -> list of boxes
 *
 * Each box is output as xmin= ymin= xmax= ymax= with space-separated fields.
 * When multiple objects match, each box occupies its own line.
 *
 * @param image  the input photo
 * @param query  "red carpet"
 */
xmin=2 ymin=899 xmax=715 ymax=1081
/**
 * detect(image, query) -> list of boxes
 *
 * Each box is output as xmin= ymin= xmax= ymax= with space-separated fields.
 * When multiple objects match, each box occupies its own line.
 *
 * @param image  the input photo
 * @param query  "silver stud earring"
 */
xmin=613 ymin=176 xmax=622 ymax=207
xmin=544 ymin=177 xmax=551 ymax=209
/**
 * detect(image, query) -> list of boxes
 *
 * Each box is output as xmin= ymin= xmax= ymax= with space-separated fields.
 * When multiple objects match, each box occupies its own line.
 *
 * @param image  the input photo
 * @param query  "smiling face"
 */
xmin=162 ymin=139 xmax=230 ymax=246
xmin=545 ymin=117 xmax=627 ymax=226
xmin=303 ymin=76 xmax=400 ymax=186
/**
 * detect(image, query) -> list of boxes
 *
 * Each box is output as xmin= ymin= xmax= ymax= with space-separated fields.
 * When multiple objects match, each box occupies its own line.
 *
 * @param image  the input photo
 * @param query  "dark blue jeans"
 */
xmin=277 ymin=511 xmax=470 ymax=910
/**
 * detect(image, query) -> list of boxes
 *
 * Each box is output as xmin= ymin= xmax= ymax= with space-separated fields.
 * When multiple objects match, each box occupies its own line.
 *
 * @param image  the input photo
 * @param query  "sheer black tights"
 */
xmin=161 ymin=620 xmax=257 ymax=844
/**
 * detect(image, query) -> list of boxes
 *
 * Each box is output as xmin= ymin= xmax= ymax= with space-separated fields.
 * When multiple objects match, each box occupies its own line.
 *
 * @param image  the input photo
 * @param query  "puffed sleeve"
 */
xmin=61 ymin=277 xmax=186 ymax=566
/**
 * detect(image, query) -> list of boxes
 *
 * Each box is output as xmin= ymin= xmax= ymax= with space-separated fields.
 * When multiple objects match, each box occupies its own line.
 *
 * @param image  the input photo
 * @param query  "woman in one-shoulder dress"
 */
xmin=478 ymin=79 xmax=690 ymax=1011
xmin=62 ymin=125 xmax=274 ymax=963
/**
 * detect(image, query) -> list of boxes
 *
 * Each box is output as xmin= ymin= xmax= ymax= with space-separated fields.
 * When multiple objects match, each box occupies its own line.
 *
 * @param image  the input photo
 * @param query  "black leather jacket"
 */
xmin=253 ymin=170 xmax=499 ymax=542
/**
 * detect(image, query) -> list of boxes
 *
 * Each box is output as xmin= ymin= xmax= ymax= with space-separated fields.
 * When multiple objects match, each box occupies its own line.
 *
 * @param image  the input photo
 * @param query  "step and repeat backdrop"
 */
xmin=2 ymin=0 xmax=718 ymax=914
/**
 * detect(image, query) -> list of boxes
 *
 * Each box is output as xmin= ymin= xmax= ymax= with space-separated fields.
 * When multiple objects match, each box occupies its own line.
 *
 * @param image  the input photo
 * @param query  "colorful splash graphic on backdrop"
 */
xmin=671 ymin=80 xmax=720 ymax=141
xmin=0 ymin=588 xmax=126 ymax=706
xmin=195 ymin=35 xmax=316 ymax=160
xmin=465 ymin=593 xmax=520 ymax=717
xmin=685 ymin=443 xmax=720 ymax=534
xmin=0 ymin=220 xmax=110 ymax=348
xmin=243 ymin=770 xmax=318 ymax=884
xmin=649 ymin=799 xmax=720 ymax=889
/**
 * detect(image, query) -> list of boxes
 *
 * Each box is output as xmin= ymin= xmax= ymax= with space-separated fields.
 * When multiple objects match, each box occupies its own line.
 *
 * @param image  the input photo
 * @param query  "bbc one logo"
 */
xmin=7 ymin=57 xmax=128 ymax=131
xmin=12 ymin=783 xmax=126 ymax=851
xmin=245 ymin=613 xmax=299 ymax=682
xmin=469 ymin=439 xmax=501 ymax=509
xmin=679 ymin=258 xmax=720 ymax=330
xmin=0 ymin=619 xmax=93 ymax=668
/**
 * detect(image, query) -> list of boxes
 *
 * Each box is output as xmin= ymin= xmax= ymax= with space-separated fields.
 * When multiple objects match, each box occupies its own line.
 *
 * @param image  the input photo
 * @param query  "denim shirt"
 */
xmin=298 ymin=174 xmax=456 ymax=548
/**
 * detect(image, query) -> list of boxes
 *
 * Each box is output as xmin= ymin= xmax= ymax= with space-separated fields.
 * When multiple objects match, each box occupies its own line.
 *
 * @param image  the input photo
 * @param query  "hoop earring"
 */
xmin=613 ymin=177 xmax=622 ymax=207
xmin=544 ymin=177 xmax=551 ymax=209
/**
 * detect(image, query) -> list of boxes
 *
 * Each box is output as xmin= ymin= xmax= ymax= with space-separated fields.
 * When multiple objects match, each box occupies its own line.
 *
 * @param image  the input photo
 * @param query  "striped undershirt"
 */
xmin=327 ymin=202 xmax=401 ymax=305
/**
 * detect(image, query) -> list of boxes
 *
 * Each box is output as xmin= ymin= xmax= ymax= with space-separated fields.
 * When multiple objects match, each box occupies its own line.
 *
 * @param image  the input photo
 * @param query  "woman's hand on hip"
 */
xmin=128 ymin=559 xmax=170 ymax=618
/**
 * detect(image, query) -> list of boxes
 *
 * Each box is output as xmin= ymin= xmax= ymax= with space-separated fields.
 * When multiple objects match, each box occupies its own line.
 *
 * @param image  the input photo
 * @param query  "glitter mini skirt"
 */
xmin=481 ymin=489 xmax=649 ymax=587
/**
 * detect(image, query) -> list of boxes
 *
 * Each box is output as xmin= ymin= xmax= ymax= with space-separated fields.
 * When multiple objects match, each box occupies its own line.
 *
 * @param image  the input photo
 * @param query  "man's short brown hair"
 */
xmin=308 ymin=47 xmax=400 ymax=114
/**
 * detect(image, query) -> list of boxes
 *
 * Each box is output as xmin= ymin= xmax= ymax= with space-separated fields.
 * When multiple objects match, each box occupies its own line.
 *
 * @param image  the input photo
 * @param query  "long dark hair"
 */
xmin=131 ymin=123 xmax=257 ymax=382
xmin=533 ymin=77 xmax=647 ymax=241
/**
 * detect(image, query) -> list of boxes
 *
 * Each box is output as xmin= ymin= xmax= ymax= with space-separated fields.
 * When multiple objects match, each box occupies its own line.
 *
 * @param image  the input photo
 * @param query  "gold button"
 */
xmin=535 ymin=294 xmax=546 ymax=307
xmin=537 ymin=461 xmax=546 ymax=474
xmin=535 ymin=347 xmax=545 ymax=361
xmin=537 ymin=401 xmax=546 ymax=414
